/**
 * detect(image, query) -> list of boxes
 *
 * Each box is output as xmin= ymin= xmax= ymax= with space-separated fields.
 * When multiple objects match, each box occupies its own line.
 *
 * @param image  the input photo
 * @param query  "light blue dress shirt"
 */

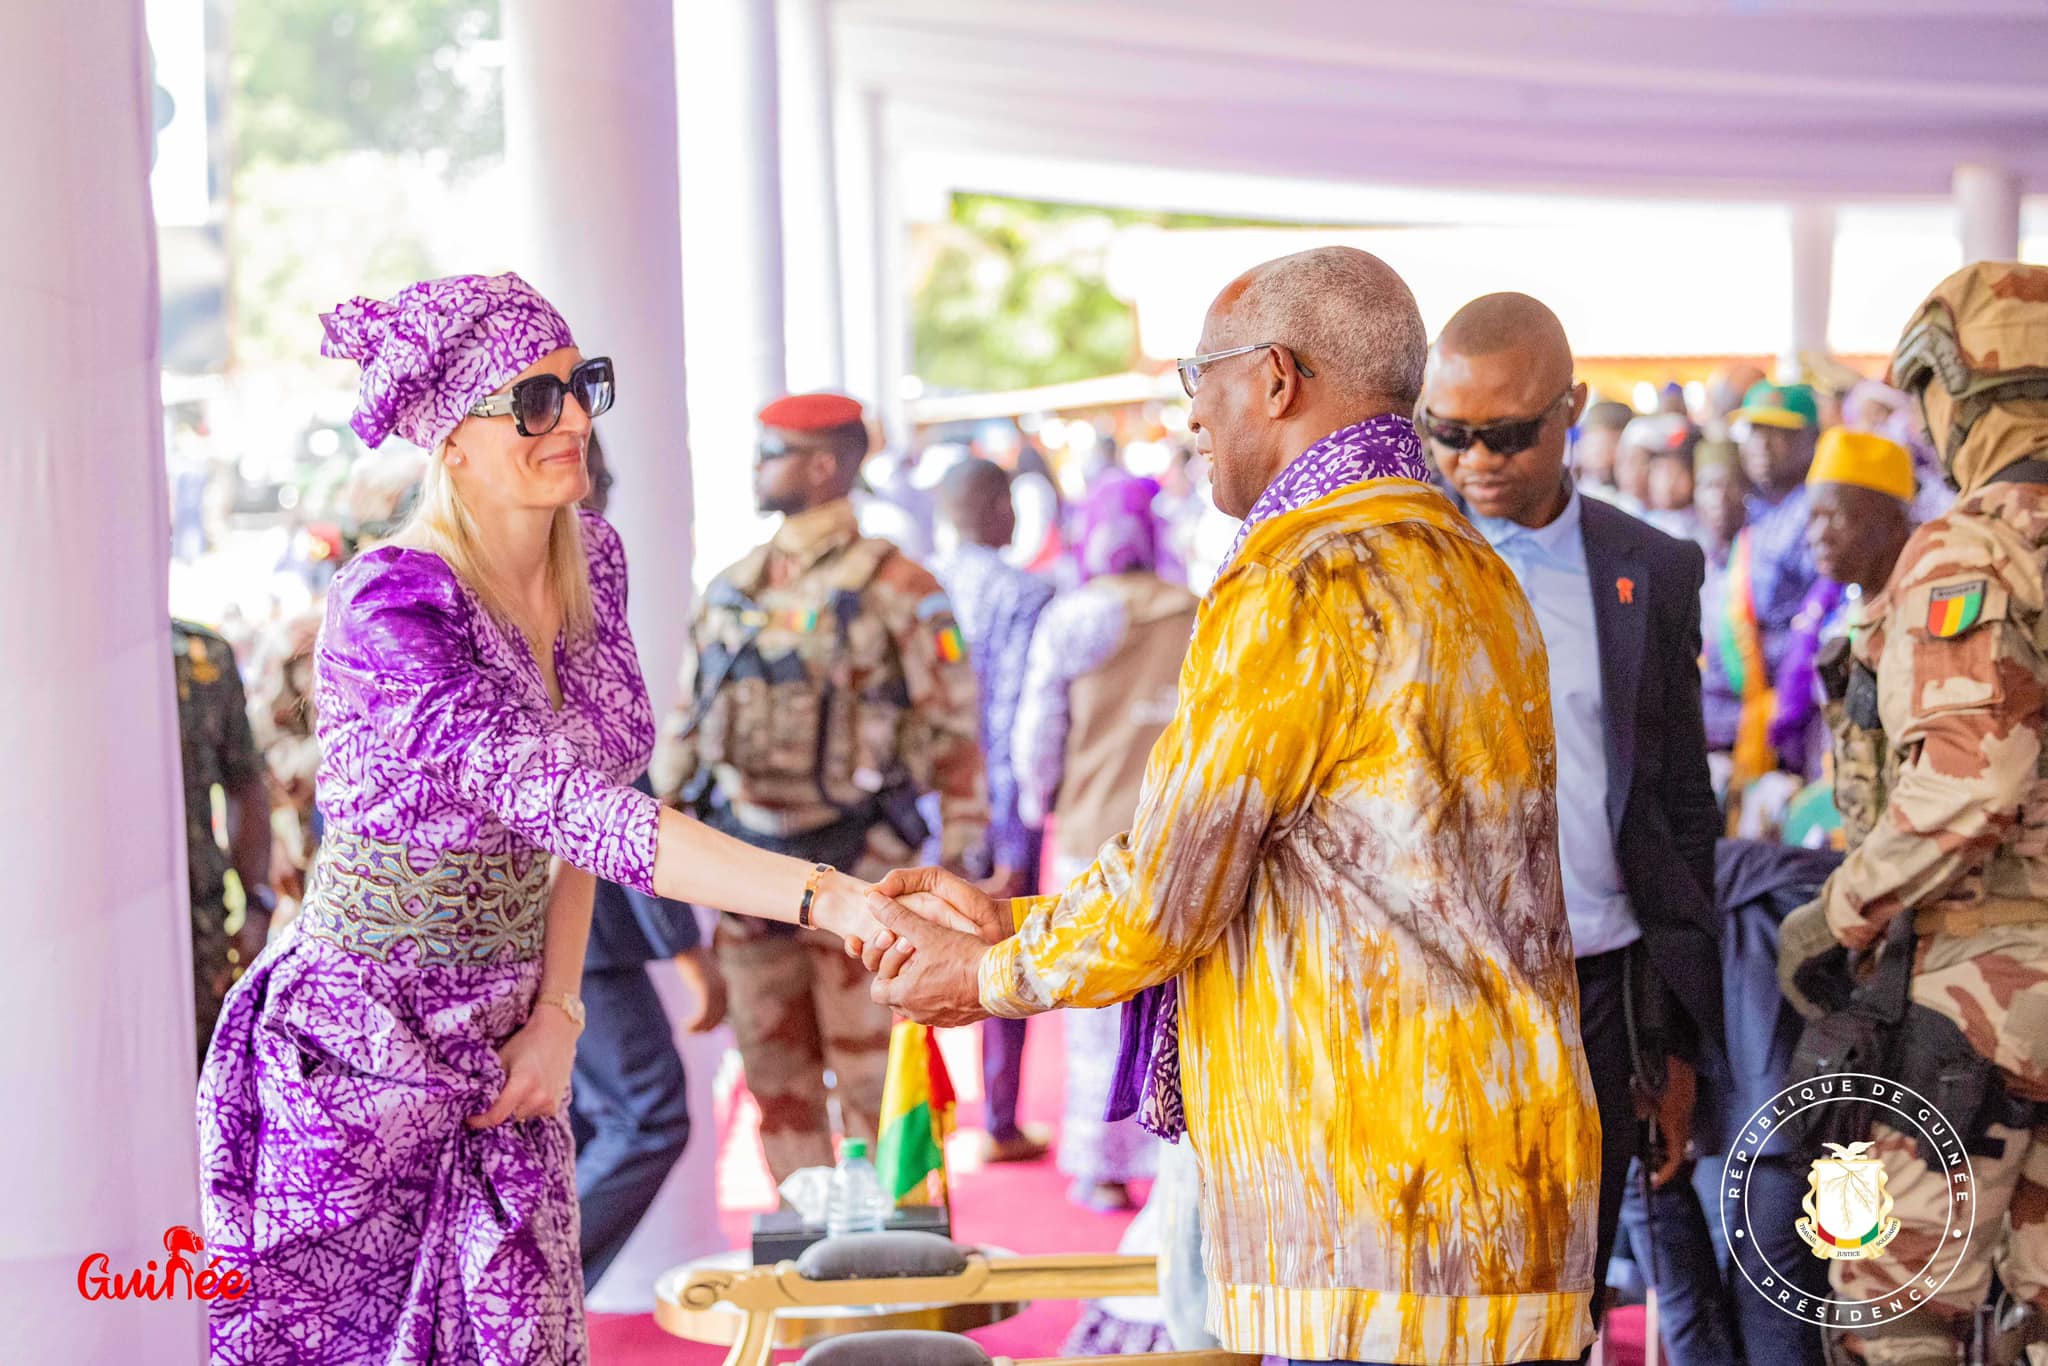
xmin=1471 ymin=488 xmax=1642 ymax=959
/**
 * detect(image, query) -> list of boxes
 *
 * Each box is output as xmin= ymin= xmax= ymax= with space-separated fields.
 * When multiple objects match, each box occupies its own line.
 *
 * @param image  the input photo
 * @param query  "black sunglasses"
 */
xmin=468 ymin=357 xmax=616 ymax=437
xmin=755 ymin=434 xmax=840 ymax=467
xmin=1418 ymin=385 xmax=1574 ymax=457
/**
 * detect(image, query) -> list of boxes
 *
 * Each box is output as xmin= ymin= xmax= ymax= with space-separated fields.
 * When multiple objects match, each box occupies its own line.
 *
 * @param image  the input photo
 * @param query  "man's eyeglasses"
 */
xmin=468 ymin=357 xmax=616 ymax=437
xmin=1175 ymin=342 xmax=1313 ymax=398
xmin=1418 ymin=385 xmax=1575 ymax=457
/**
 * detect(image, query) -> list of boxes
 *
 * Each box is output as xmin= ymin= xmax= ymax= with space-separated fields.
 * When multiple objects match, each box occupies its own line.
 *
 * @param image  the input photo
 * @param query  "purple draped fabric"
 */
xmin=311 ymin=511 xmax=659 ymax=888
xmin=322 ymin=271 xmax=575 ymax=452
xmin=1073 ymin=472 xmax=1163 ymax=582
xmin=197 ymin=509 xmax=658 ymax=1363
xmin=1769 ymin=576 xmax=1848 ymax=775
xmin=1107 ymin=413 xmax=1431 ymax=1140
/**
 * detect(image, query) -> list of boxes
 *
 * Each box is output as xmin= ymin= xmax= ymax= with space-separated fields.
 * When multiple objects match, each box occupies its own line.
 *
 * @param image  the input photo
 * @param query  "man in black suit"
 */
xmin=1424 ymin=294 xmax=1731 ymax=1362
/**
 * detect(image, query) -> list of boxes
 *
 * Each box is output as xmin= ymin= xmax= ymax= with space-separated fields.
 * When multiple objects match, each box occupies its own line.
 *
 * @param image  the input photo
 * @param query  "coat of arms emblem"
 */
xmin=1797 ymin=1140 xmax=1902 ymax=1260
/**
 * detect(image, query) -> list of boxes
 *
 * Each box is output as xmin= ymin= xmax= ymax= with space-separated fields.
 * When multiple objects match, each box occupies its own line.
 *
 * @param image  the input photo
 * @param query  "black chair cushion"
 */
xmin=798 ymin=1329 xmax=991 ymax=1366
xmin=795 ymin=1231 xmax=971 ymax=1281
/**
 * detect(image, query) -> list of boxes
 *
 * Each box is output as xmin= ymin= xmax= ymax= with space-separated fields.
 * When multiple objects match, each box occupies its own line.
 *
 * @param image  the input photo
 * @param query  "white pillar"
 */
xmin=675 ymin=0 xmax=797 ymax=584
xmin=1787 ymin=201 xmax=1836 ymax=378
xmin=871 ymin=94 xmax=911 ymax=447
xmin=503 ymin=0 xmax=695 ymax=716
xmin=835 ymin=82 xmax=881 ymax=417
xmin=735 ymin=0 xmax=788 ymax=403
xmin=0 ymin=1 xmax=202 ymax=1359
xmin=501 ymin=2 xmax=724 ymax=1303
xmin=778 ymin=0 xmax=846 ymax=390
xmin=1955 ymin=163 xmax=2023 ymax=265
xmin=837 ymin=89 xmax=908 ymax=445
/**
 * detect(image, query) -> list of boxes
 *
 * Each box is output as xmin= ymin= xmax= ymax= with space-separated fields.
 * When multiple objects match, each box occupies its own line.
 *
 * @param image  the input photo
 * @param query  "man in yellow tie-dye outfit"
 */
xmin=860 ymin=247 xmax=1602 ymax=1366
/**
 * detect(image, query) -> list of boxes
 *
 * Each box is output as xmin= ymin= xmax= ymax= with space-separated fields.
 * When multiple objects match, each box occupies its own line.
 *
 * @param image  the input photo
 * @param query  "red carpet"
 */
xmin=588 ymin=1012 xmax=1144 ymax=1364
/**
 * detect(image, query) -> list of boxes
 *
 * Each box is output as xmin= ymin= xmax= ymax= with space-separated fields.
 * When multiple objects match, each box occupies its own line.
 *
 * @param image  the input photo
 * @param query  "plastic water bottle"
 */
xmin=824 ymin=1139 xmax=887 ymax=1237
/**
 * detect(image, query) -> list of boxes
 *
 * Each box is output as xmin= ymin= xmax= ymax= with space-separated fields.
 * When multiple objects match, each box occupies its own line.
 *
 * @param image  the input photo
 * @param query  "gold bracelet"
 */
xmin=799 ymin=863 xmax=830 ymax=929
xmin=536 ymin=991 xmax=586 ymax=1030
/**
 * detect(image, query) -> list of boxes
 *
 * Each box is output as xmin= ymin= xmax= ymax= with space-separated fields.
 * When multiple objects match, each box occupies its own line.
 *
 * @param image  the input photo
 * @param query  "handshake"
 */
xmin=835 ymin=867 xmax=1017 ymax=1028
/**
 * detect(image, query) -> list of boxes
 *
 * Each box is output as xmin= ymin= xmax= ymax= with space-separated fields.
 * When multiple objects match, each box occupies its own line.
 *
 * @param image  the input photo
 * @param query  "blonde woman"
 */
xmin=197 ymin=273 xmax=904 ymax=1364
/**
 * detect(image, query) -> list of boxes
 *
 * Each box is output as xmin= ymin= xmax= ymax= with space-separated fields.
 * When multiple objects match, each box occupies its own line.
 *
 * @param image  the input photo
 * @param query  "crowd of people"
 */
xmin=167 ymin=250 xmax=2048 ymax=1366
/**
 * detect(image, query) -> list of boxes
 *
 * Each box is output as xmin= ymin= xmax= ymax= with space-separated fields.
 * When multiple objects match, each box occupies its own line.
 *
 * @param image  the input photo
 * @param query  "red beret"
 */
xmin=757 ymin=392 xmax=864 ymax=432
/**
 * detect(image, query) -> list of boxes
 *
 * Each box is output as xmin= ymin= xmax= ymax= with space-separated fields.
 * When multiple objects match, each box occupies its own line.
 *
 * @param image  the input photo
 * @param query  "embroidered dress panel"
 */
xmin=296 ymin=829 xmax=553 ymax=966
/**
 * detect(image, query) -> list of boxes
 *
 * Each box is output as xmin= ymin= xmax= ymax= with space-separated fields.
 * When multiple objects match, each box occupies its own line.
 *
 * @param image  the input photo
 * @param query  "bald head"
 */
xmin=1191 ymin=246 xmax=1427 ymax=518
xmin=937 ymin=456 xmax=1016 ymax=549
xmin=1422 ymin=292 xmax=1588 ymax=528
xmin=1217 ymin=247 xmax=1428 ymax=409
xmin=1434 ymin=292 xmax=1574 ymax=391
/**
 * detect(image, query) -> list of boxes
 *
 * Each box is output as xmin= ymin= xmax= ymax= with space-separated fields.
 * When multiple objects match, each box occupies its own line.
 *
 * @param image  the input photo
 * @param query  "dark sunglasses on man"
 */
xmin=754 ymin=433 xmax=841 ymax=467
xmin=1417 ymin=384 xmax=1575 ymax=457
xmin=467 ymin=356 xmax=616 ymax=437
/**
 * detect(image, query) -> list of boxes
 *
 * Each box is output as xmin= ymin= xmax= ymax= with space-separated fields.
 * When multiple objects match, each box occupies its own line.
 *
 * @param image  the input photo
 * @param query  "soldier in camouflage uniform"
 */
xmin=651 ymin=392 xmax=988 ymax=1184
xmin=1780 ymin=263 xmax=2048 ymax=1366
xmin=174 ymin=619 xmax=273 ymax=1071
xmin=246 ymin=607 xmax=323 ymax=911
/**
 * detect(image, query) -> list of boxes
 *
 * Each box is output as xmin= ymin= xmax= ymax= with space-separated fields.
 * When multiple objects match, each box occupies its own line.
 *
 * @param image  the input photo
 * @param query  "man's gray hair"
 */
xmin=1227 ymin=247 xmax=1427 ymax=410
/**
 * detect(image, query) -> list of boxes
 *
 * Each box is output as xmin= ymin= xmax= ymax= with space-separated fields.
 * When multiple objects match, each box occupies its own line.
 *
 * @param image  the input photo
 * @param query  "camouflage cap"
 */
xmin=1891 ymin=262 xmax=2048 ymax=490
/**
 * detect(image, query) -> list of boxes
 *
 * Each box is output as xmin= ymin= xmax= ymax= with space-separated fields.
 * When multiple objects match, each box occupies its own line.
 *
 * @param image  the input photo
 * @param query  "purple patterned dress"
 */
xmin=197 ymin=509 xmax=661 ymax=1365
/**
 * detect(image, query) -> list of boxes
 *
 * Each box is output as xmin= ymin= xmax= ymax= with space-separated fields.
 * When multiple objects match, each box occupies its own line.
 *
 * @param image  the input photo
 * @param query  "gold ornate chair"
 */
xmin=661 ymin=1231 xmax=1256 ymax=1366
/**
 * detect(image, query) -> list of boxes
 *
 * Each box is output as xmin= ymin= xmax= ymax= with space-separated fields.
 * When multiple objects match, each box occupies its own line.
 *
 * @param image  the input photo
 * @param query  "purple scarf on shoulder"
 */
xmin=1105 ymin=413 xmax=1429 ymax=1139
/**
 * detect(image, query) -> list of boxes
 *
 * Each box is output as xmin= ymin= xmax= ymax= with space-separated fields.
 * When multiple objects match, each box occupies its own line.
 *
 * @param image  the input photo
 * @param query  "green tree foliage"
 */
xmin=914 ymin=196 xmax=1135 ymax=393
xmin=232 ymin=0 xmax=502 ymax=170
xmin=226 ymin=0 xmax=504 ymax=374
xmin=912 ymin=193 xmax=1272 ymax=394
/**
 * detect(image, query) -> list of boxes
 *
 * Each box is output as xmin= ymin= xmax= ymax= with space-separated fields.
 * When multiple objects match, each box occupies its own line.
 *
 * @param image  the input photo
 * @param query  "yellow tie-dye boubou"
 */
xmin=980 ymin=481 xmax=1602 ymax=1364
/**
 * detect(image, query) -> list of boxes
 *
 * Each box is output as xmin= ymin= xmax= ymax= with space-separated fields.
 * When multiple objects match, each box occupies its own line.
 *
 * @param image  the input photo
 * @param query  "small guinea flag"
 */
xmin=1926 ymin=581 xmax=1986 ymax=638
xmin=934 ymin=623 xmax=967 ymax=663
xmin=875 ymin=1020 xmax=957 ymax=1206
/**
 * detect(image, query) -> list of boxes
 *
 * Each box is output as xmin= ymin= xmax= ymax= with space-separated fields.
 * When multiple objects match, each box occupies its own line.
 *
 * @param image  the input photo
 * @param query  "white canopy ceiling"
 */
xmin=833 ymin=0 xmax=2048 ymax=203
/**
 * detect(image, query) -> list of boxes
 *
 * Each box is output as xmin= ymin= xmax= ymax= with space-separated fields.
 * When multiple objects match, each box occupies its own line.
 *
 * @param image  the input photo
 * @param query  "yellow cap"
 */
xmin=1806 ymin=427 xmax=1915 ymax=504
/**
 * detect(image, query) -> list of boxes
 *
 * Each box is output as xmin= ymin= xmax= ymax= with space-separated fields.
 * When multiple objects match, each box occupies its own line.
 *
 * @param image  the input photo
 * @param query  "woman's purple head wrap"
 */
xmin=1073 ymin=471 xmax=1162 ymax=582
xmin=320 ymin=272 xmax=575 ymax=450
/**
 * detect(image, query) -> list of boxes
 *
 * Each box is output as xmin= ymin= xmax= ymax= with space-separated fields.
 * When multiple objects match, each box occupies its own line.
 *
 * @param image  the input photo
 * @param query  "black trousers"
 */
xmin=570 ymin=963 xmax=693 ymax=1289
xmin=1576 ymin=945 xmax=1643 ymax=1333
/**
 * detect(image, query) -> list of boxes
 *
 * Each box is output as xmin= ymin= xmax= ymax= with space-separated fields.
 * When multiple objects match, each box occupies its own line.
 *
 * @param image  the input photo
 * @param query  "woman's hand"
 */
xmin=806 ymin=869 xmax=880 ymax=952
xmin=814 ymin=867 xmax=998 ymax=965
xmin=860 ymin=867 xmax=1013 ymax=978
xmin=877 ymin=867 xmax=1010 ymax=944
xmin=468 ymin=1004 xmax=580 ymax=1129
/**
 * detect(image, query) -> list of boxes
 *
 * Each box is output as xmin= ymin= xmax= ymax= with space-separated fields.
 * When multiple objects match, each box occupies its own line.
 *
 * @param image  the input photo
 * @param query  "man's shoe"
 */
xmin=1068 ymin=1180 xmax=1135 ymax=1212
xmin=983 ymin=1125 xmax=1052 ymax=1163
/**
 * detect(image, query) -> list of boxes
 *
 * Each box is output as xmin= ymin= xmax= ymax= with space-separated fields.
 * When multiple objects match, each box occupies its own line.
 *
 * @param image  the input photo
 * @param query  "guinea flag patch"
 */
xmin=934 ymin=623 xmax=967 ymax=662
xmin=1926 ymin=581 xmax=1987 ymax=638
